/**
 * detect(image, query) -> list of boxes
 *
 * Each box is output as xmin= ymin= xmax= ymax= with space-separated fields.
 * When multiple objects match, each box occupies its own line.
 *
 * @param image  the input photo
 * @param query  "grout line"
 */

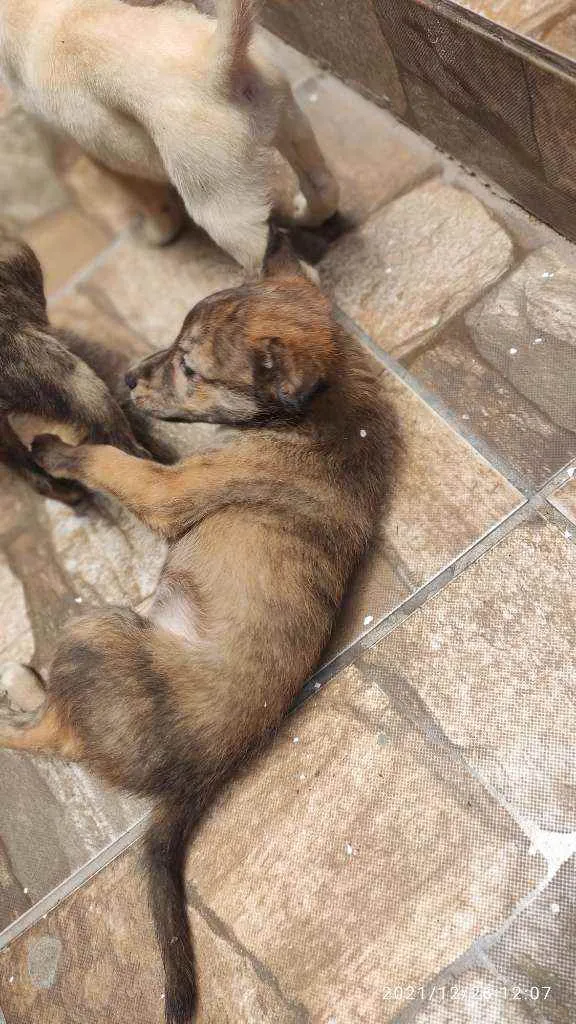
xmin=0 ymin=814 xmax=150 ymax=952
xmin=333 ymin=308 xmax=532 ymax=495
xmin=297 ymin=497 xmax=532 ymax=707
xmin=46 ymin=225 xmax=136 ymax=307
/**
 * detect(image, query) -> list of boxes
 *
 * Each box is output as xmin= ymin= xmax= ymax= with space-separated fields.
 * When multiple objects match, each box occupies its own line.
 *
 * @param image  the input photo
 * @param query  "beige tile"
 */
xmin=364 ymin=517 xmax=576 ymax=831
xmin=0 ymin=553 xmax=34 ymax=662
xmin=293 ymin=74 xmax=439 ymax=225
xmin=0 ymin=844 xmax=306 ymax=1024
xmin=49 ymin=286 xmax=152 ymax=365
xmin=466 ymin=247 xmax=576 ymax=433
xmin=330 ymin=370 xmax=522 ymax=655
xmin=43 ymin=497 xmax=166 ymax=607
xmin=0 ymin=839 xmax=30 ymax=928
xmin=0 ymin=667 xmax=544 ymax=1022
xmin=62 ymin=154 xmax=137 ymax=235
xmin=548 ymin=475 xmax=576 ymax=526
xmin=541 ymin=13 xmax=576 ymax=58
xmin=459 ymin=0 xmax=572 ymax=34
xmin=405 ymin=322 xmax=576 ymax=491
xmin=23 ymin=208 xmax=111 ymax=296
xmin=321 ymin=180 xmax=513 ymax=358
xmin=0 ymin=103 xmax=68 ymax=229
xmin=488 ymin=856 xmax=576 ymax=1022
xmin=409 ymin=968 xmax=535 ymax=1023
xmin=85 ymin=228 xmax=242 ymax=348
xmin=186 ymin=666 xmax=542 ymax=1022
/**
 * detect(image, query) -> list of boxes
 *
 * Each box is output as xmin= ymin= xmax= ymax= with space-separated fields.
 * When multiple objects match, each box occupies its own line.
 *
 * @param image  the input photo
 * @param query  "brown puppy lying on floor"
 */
xmin=0 ymin=0 xmax=338 ymax=271
xmin=0 ymin=235 xmax=173 ymax=504
xmin=0 ymin=243 xmax=400 ymax=1023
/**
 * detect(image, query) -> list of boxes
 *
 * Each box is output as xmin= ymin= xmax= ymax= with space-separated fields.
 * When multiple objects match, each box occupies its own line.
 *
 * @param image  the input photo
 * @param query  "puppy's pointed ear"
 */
xmin=255 ymin=335 xmax=327 ymax=413
xmin=262 ymin=228 xmax=307 ymax=281
xmin=0 ymin=235 xmax=47 ymax=322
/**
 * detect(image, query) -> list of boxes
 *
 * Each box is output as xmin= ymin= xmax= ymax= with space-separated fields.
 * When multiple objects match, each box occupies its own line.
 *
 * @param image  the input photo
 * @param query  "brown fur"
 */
xmin=0 ymin=233 xmax=174 ymax=503
xmin=0 ymin=244 xmax=400 ymax=1022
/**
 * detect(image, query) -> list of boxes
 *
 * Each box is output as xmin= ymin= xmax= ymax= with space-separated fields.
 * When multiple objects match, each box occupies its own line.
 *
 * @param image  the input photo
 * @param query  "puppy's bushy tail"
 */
xmin=145 ymin=791 xmax=211 ymax=1023
xmin=211 ymin=0 xmax=257 ymax=89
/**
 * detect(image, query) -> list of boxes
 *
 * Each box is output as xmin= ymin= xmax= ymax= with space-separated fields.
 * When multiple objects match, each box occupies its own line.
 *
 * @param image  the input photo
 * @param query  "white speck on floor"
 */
xmin=509 ymin=347 xmax=518 ymax=355
xmin=23 ymin=887 xmax=29 ymax=894
xmin=74 ymin=596 xmax=82 ymax=604
xmin=293 ymin=736 xmax=300 ymax=744
xmin=533 ymin=337 xmax=543 ymax=345
xmin=308 ymin=91 xmax=318 ymax=102
xmin=430 ymin=636 xmax=442 ymax=650
xmin=550 ymin=902 xmax=560 ymax=915
xmin=363 ymin=614 xmax=374 ymax=627
xmin=461 ymin=413 xmax=470 ymax=420
xmin=564 ymin=530 xmax=573 ymax=540
xmin=344 ymin=842 xmax=354 ymax=857
xmin=542 ymin=271 xmax=554 ymax=279
xmin=360 ymin=428 xmax=367 ymax=438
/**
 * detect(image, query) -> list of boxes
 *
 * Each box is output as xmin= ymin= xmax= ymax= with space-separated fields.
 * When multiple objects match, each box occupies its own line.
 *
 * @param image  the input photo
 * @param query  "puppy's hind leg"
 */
xmin=116 ymin=173 xmax=186 ymax=247
xmin=0 ymin=662 xmax=46 ymax=713
xmin=0 ymin=417 xmax=85 ymax=506
xmin=275 ymin=91 xmax=339 ymax=228
xmin=0 ymin=663 xmax=82 ymax=760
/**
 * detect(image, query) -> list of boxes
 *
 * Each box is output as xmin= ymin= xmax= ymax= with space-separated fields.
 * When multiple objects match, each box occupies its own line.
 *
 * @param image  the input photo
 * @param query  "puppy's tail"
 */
xmin=211 ymin=0 xmax=257 ymax=90
xmin=145 ymin=791 xmax=211 ymax=1023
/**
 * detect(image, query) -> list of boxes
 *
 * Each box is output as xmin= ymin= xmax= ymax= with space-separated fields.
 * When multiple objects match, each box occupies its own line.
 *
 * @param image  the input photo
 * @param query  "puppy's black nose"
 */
xmin=125 ymin=370 xmax=138 ymax=390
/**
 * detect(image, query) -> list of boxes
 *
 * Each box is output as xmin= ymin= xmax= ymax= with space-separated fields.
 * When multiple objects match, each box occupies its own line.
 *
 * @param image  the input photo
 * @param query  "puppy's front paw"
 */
xmin=31 ymin=434 xmax=85 ymax=479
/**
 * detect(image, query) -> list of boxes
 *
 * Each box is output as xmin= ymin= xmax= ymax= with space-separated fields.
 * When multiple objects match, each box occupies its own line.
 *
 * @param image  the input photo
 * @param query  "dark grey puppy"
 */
xmin=0 ymin=234 xmax=173 ymax=503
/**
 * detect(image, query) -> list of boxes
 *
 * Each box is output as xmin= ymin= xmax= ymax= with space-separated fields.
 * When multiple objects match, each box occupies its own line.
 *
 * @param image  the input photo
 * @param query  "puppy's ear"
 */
xmin=263 ymin=229 xmax=307 ymax=282
xmin=0 ymin=236 xmax=47 ymax=322
xmin=255 ymin=336 xmax=327 ymax=413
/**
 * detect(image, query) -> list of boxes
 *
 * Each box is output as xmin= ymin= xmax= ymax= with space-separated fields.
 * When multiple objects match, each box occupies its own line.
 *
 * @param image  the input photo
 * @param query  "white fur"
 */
xmin=0 ymin=0 xmax=338 ymax=271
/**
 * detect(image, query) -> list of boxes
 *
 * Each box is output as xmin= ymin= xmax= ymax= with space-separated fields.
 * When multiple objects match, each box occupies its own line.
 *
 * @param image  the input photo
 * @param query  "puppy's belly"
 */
xmin=8 ymin=413 xmax=86 ymax=448
xmin=149 ymin=590 xmax=201 ymax=648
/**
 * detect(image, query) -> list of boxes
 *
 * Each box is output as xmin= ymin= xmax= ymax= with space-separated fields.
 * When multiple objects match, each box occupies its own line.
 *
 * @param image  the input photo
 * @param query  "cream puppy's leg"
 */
xmin=275 ymin=93 xmax=339 ymax=228
xmin=119 ymin=173 xmax=186 ymax=246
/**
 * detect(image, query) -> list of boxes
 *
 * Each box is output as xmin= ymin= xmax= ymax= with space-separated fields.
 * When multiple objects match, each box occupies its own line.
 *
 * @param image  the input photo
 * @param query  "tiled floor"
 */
xmin=1 ymin=26 xmax=575 ymax=1024
xmin=460 ymin=0 xmax=576 ymax=59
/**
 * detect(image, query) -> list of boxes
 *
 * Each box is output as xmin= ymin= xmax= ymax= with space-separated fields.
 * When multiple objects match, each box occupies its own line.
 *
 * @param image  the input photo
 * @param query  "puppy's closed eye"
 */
xmin=180 ymin=356 xmax=202 ymax=382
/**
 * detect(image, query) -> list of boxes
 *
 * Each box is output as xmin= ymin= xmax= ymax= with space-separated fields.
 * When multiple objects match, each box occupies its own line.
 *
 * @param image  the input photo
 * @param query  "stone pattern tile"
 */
xmin=407 ymin=246 xmax=576 ymax=490
xmin=321 ymin=179 xmax=513 ymax=359
xmin=466 ymin=248 xmax=576 ymax=433
xmin=488 ymin=856 xmax=576 ymax=1023
xmin=460 ymin=0 xmax=574 ymax=35
xmin=409 ymin=969 xmax=537 ymax=1023
xmin=332 ymin=371 xmax=521 ymax=654
xmin=406 ymin=322 xmax=576 ymax=493
xmin=364 ymin=516 xmax=576 ymax=832
xmin=293 ymin=74 xmax=439 ymax=226
xmin=548 ymin=475 xmax=576 ymax=524
xmin=0 ymin=667 xmax=545 ymax=1023
xmin=541 ymin=12 xmax=576 ymax=58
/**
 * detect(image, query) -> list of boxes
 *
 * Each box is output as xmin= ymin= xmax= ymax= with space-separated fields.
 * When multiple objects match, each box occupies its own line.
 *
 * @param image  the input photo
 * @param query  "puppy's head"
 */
xmin=125 ymin=243 xmax=335 ymax=425
xmin=0 ymin=235 xmax=47 ymax=326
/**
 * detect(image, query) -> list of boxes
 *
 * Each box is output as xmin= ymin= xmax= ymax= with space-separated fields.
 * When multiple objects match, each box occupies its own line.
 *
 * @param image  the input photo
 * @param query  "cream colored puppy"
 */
xmin=0 ymin=0 xmax=339 ymax=272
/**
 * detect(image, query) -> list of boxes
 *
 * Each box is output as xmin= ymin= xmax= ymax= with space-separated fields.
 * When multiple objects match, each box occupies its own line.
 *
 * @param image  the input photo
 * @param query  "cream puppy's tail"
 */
xmin=211 ymin=0 xmax=258 ymax=88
